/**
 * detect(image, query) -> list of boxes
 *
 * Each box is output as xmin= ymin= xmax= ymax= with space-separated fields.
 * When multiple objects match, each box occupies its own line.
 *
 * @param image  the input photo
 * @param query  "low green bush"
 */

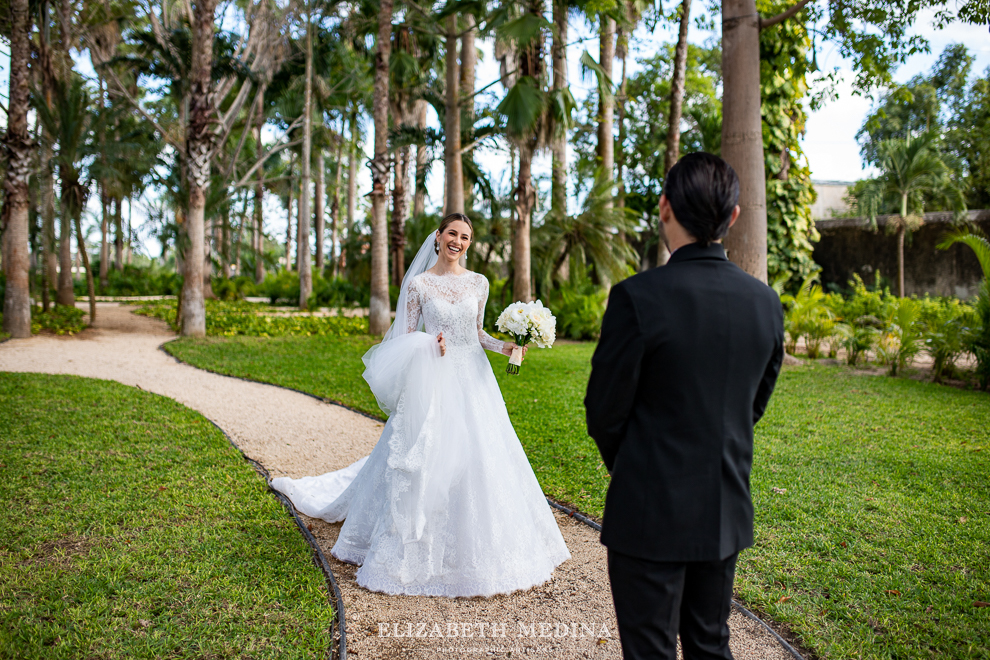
xmin=135 ymin=299 xmax=368 ymax=338
xmin=547 ymin=279 xmax=608 ymax=341
xmin=71 ymin=263 xmax=182 ymax=297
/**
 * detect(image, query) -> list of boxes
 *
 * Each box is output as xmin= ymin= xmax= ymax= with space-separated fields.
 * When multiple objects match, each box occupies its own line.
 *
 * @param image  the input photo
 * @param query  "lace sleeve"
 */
xmin=405 ymin=278 xmax=422 ymax=334
xmin=476 ymin=276 xmax=505 ymax=353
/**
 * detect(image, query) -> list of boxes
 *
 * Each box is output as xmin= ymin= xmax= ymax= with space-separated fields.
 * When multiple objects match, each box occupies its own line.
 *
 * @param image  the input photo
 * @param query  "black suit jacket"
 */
xmin=585 ymin=242 xmax=784 ymax=562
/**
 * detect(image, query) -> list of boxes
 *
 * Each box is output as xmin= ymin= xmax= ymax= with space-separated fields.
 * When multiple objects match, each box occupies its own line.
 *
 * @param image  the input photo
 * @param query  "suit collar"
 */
xmin=666 ymin=241 xmax=728 ymax=264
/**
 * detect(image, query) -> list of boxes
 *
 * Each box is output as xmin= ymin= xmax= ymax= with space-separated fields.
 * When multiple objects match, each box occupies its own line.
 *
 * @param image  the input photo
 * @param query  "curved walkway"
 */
xmin=0 ymin=303 xmax=798 ymax=660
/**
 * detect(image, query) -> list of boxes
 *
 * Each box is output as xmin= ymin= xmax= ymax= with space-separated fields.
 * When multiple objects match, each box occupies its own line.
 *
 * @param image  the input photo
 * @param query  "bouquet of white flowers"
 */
xmin=495 ymin=300 xmax=556 ymax=374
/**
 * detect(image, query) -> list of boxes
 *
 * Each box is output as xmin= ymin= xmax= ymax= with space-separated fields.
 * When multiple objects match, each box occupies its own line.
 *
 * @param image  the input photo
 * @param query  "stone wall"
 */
xmin=813 ymin=210 xmax=990 ymax=298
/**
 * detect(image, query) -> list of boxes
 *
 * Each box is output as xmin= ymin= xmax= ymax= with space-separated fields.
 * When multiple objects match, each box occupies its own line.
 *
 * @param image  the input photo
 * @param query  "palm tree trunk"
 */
xmin=551 ymin=0 xmax=568 ymax=218
xmin=897 ymin=224 xmax=906 ymax=298
xmin=114 ymin=198 xmax=123 ymax=272
xmin=1 ymin=0 xmax=32 ymax=337
xmin=347 ymin=109 xmax=358 ymax=232
xmin=331 ymin=137 xmax=344 ymax=278
xmin=254 ymin=123 xmax=265 ymax=284
xmin=369 ymin=0 xmax=394 ymax=335
xmin=444 ymin=14 xmax=464 ymax=216
xmin=664 ymin=0 xmax=692 ymax=174
xmin=597 ymin=16 xmax=615 ymax=198
xmin=315 ymin=148 xmax=325 ymax=272
xmin=41 ymin=124 xmax=57 ymax=307
xmin=99 ymin=191 xmax=109 ymax=288
xmin=720 ymin=0 xmax=767 ymax=282
xmin=413 ymin=100 xmax=428 ymax=217
xmin=391 ymin=146 xmax=410 ymax=286
xmin=57 ymin=198 xmax=75 ymax=306
xmin=513 ymin=147 xmax=535 ymax=302
xmin=298 ymin=14 xmax=313 ymax=309
xmin=285 ymin=155 xmax=294 ymax=270
xmin=180 ymin=0 xmax=218 ymax=337
xmin=74 ymin=215 xmax=96 ymax=323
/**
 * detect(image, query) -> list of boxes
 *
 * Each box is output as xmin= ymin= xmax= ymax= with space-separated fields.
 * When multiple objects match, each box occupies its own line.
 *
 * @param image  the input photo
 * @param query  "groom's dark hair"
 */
xmin=663 ymin=152 xmax=740 ymax=246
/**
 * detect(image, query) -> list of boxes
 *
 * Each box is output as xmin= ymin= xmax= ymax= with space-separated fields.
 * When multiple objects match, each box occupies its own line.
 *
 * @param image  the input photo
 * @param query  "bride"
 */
xmin=271 ymin=213 xmax=570 ymax=598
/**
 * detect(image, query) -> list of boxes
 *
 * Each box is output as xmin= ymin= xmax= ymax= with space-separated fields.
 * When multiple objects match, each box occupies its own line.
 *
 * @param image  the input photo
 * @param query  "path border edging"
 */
xmin=159 ymin=335 xmax=808 ymax=660
xmin=204 ymin=418 xmax=347 ymax=660
xmin=547 ymin=498 xmax=806 ymax=660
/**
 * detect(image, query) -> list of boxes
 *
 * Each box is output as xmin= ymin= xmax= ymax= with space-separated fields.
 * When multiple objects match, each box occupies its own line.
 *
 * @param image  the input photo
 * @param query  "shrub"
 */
xmin=135 ymin=299 xmax=368 ymax=338
xmin=32 ymin=305 xmax=87 ymax=335
xmin=781 ymin=277 xmax=835 ymax=357
xmin=876 ymin=299 xmax=924 ymax=376
xmin=965 ymin=280 xmax=990 ymax=390
xmin=834 ymin=321 xmax=878 ymax=366
xmin=547 ymin=280 xmax=607 ymax=341
xmin=918 ymin=297 xmax=975 ymax=383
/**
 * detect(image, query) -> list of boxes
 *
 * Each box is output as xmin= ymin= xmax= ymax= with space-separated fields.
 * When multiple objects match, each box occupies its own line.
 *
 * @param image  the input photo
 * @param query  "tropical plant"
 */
xmin=834 ymin=322 xmax=878 ymax=366
xmin=546 ymin=276 xmax=608 ymax=341
xmin=780 ymin=277 xmax=834 ymax=357
xmin=918 ymin=298 xmax=973 ymax=383
xmin=875 ymin=299 xmax=924 ymax=376
xmin=938 ymin=229 xmax=990 ymax=389
xmin=853 ymin=134 xmax=967 ymax=297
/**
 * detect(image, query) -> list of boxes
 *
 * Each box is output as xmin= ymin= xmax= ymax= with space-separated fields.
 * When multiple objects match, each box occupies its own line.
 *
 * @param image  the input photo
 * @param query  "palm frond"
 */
xmin=938 ymin=229 xmax=990 ymax=279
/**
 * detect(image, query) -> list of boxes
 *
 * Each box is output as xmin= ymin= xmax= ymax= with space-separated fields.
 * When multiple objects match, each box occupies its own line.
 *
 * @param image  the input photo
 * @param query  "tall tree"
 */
xmin=368 ymin=0 xmax=394 ymax=335
xmin=444 ymin=14 xmax=464 ymax=215
xmin=298 ymin=10 xmax=314 ymax=309
xmin=663 ymin=0 xmax=691 ymax=175
xmin=597 ymin=15 xmax=615 ymax=197
xmin=854 ymin=134 xmax=966 ymax=297
xmin=550 ymin=0 xmax=568 ymax=217
xmin=179 ymin=0 xmax=220 ymax=337
xmin=1 ymin=0 xmax=33 ymax=337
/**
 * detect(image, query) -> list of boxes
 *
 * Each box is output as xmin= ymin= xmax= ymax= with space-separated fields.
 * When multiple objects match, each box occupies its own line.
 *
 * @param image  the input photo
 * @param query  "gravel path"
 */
xmin=0 ymin=302 xmax=797 ymax=660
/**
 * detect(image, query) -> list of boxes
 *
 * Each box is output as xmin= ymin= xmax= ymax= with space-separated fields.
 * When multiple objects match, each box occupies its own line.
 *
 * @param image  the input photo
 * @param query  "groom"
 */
xmin=585 ymin=153 xmax=784 ymax=660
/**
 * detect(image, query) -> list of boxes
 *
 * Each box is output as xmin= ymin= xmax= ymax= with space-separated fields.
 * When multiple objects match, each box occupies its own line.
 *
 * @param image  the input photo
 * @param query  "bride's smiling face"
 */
xmin=437 ymin=220 xmax=472 ymax=263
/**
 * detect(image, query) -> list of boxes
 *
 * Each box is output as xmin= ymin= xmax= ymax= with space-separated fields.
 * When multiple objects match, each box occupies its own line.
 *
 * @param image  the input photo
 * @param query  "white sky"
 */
xmin=1 ymin=6 xmax=986 ymax=257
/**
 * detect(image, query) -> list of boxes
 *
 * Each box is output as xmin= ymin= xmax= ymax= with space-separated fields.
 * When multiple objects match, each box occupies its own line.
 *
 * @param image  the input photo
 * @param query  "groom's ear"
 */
xmin=728 ymin=205 xmax=741 ymax=229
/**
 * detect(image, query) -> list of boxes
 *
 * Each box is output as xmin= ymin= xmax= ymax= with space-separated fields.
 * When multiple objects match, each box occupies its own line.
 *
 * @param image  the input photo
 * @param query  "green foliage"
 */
xmin=171 ymin=337 xmax=990 ymax=659
xmin=135 ymin=299 xmax=369 ymax=338
xmin=918 ymin=297 xmax=975 ymax=383
xmin=546 ymin=278 xmax=608 ymax=341
xmin=834 ymin=322 xmax=879 ymax=365
xmin=30 ymin=305 xmax=88 ymax=336
xmin=780 ymin=278 xmax=833 ymax=357
xmin=73 ymin=263 xmax=184 ymax=297
xmin=938 ymin=229 xmax=990 ymax=389
xmin=759 ymin=0 xmax=820 ymax=287
xmin=874 ymin=299 xmax=924 ymax=375
xmin=0 ymin=373 xmax=331 ymax=658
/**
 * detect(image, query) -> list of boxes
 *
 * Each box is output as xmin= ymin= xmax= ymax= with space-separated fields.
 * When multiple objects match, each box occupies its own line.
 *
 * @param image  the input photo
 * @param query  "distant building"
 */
xmin=810 ymin=180 xmax=854 ymax=220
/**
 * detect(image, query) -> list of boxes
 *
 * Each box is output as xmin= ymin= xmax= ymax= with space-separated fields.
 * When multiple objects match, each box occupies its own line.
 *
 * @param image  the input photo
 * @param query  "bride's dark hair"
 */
xmin=435 ymin=213 xmax=474 ymax=254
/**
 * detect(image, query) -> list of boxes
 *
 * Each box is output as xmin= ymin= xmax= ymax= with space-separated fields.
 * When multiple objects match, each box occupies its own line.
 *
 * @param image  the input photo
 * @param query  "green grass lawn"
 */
xmin=0 ymin=373 xmax=331 ymax=659
xmin=167 ymin=334 xmax=990 ymax=659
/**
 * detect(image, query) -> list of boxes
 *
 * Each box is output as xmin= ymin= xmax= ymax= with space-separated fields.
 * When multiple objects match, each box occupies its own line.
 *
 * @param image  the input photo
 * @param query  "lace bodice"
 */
xmin=405 ymin=271 xmax=504 ymax=353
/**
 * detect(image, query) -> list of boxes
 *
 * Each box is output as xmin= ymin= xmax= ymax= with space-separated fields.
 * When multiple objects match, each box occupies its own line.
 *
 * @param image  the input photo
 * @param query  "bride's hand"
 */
xmin=437 ymin=332 xmax=446 ymax=356
xmin=501 ymin=342 xmax=528 ymax=361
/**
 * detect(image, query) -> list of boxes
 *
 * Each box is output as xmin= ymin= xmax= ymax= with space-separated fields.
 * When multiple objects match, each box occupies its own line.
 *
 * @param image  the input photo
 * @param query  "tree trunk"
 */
xmin=413 ymin=100 xmax=429 ymax=217
xmin=597 ymin=16 xmax=615 ymax=196
xmin=444 ymin=14 xmax=464 ymax=216
xmin=114 ymin=198 xmax=123 ymax=271
xmin=665 ymin=0 xmax=692 ymax=174
xmin=616 ymin=53 xmax=627 ymax=210
xmin=551 ymin=0 xmax=568 ymax=217
xmin=42 ymin=131 xmax=57 ymax=307
xmin=720 ymin=0 xmax=767 ymax=281
xmin=331 ymin=137 xmax=344 ymax=278
xmin=298 ymin=16 xmax=313 ymax=309
xmin=897 ymin=223 xmax=906 ymax=298
xmin=99 ymin=192 xmax=109 ymax=287
xmin=369 ymin=0 xmax=394 ymax=335
xmin=1 ymin=0 xmax=32 ymax=337
xmin=221 ymin=206 xmax=231 ymax=279
xmin=285 ymin=156 xmax=294 ymax=271
xmin=315 ymin=148 xmax=325 ymax=273
xmin=57 ymin=198 xmax=75 ymax=306
xmin=180 ymin=0 xmax=218 ymax=337
xmin=513 ymin=148 xmax=534 ymax=303
xmin=74 ymin=215 xmax=96 ymax=323
xmin=254 ymin=122 xmax=265 ymax=284
xmin=347 ymin=110 xmax=358 ymax=232
xmin=391 ymin=146 xmax=409 ymax=286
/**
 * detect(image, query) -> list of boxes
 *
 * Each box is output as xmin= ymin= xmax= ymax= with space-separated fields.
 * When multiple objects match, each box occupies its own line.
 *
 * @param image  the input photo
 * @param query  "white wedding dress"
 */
xmin=271 ymin=264 xmax=570 ymax=598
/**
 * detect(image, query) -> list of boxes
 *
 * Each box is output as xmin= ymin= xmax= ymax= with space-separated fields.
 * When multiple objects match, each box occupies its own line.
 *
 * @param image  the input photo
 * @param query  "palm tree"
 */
xmin=1 ymin=0 xmax=32 ymax=337
xmin=855 ymin=134 xmax=966 ymax=297
xmin=369 ymin=0 xmax=395 ymax=334
xmin=497 ymin=0 xmax=554 ymax=302
xmin=35 ymin=74 xmax=98 ymax=322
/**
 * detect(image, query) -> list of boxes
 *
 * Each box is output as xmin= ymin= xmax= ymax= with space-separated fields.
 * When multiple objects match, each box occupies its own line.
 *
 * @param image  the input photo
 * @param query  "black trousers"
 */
xmin=607 ymin=549 xmax=738 ymax=660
